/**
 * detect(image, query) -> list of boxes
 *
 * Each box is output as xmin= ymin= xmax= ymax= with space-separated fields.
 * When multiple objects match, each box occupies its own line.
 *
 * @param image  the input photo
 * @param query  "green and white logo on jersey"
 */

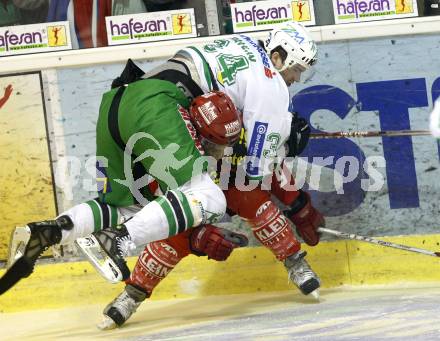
xmin=203 ymin=39 xmax=230 ymax=53
xmin=216 ymin=54 xmax=249 ymax=86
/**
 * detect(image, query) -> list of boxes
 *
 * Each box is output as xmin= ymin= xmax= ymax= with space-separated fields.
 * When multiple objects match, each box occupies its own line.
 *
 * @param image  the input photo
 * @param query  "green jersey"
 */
xmin=96 ymin=79 xmax=204 ymax=206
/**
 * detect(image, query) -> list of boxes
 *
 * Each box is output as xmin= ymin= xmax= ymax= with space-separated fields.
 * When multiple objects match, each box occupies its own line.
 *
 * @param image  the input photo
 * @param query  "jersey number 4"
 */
xmin=216 ymin=54 xmax=249 ymax=86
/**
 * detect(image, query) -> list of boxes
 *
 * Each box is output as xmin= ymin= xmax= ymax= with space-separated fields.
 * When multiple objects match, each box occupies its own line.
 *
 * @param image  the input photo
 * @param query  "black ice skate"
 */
xmin=75 ymin=224 xmax=135 ymax=283
xmin=284 ymin=250 xmax=320 ymax=299
xmin=97 ymin=284 xmax=148 ymax=330
xmin=0 ymin=216 xmax=73 ymax=295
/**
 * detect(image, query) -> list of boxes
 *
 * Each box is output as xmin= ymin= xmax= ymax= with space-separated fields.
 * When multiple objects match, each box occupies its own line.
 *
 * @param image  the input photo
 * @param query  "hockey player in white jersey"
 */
xmin=164 ymin=24 xmax=315 ymax=181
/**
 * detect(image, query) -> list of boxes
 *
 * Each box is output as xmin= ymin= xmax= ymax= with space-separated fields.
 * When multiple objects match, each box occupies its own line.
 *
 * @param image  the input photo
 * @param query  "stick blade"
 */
xmin=0 ymin=257 xmax=32 ymax=295
xmin=7 ymin=226 xmax=31 ymax=269
xmin=434 ymin=252 xmax=440 ymax=257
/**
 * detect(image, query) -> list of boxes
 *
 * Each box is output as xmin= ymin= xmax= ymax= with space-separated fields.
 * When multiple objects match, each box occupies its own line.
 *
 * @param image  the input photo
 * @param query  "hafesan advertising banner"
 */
xmin=332 ymin=0 xmax=418 ymax=24
xmin=0 ymin=21 xmax=71 ymax=57
xmin=231 ymin=0 xmax=316 ymax=33
xmin=106 ymin=9 xmax=197 ymax=46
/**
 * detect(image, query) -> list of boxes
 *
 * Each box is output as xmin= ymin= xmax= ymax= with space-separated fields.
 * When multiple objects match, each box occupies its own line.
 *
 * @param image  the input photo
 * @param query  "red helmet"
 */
xmin=190 ymin=91 xmax=242 ymax=146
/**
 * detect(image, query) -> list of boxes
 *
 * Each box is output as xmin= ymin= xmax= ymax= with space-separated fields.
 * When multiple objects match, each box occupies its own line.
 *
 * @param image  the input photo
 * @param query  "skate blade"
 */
xmin=97 ymin=315 xmax=117 ymax=330
xmin=309 ymin=289 xmax=320 ymax=301
xmin=75 ymin=236 xmax=123 ymax=284
xmin=7 ymin=226 xmax=31 ymax=269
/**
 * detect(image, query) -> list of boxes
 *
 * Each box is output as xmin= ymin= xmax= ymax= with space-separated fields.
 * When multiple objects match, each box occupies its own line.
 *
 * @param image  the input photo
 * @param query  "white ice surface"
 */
xmin=1 ymin=284 xmax=440 ymax=341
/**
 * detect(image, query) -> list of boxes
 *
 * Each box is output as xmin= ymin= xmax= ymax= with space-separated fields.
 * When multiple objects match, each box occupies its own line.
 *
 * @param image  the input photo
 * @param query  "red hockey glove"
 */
xmin=285 ymin=190 xmax=325 ymax=246
xmin=189 ymin=225 xmax=248 ymax=261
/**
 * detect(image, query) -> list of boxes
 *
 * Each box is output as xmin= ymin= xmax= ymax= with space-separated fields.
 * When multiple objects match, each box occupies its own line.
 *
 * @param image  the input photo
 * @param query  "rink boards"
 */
xmin=0 ymin=23 xmax=439 ymax=314
xmin=1 ymin=234 xmax=440 ymax=313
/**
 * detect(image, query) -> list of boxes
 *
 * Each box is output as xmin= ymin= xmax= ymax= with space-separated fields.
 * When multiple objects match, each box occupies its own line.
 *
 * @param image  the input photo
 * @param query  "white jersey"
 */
xmin=179 ymin=35 xmax=292 ymax=179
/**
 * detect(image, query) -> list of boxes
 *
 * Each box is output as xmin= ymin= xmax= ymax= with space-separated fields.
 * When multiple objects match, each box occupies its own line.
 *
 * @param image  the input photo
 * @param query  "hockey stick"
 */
xmin=0 ymin=226 xmax=34 ymax=295
xmin=310 ymin=129 xmax=431 ymax=139
xmin=318 ymin=227 xmax=440 ymax=258
xmin=0 ymin=257 xmax=34 ymax=295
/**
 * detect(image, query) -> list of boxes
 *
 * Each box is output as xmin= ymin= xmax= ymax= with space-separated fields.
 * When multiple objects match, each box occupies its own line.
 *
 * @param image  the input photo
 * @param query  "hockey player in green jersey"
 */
xmin=91 ymin=20 xmax=322 ymax=308
xmin=95 ymin=21 xmax=326 ymax=329
xmin=0 ymin=86 xmax=247 ymax=294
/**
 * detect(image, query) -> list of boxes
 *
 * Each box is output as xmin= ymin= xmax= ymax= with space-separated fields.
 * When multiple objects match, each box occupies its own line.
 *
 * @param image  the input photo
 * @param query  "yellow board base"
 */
xmin=1 ymin=234 xmax=440 ymax=313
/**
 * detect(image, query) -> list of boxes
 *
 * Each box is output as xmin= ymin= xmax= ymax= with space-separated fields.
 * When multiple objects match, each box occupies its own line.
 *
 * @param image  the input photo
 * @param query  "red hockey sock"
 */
xmin=126 ymin=230 xmax=192 ymax=294
xmin=248 ymin=201 xmax=301 ymax=261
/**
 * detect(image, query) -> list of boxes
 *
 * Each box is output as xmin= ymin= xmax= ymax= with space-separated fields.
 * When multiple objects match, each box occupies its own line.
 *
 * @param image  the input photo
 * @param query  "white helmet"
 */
xmin=265 ymin=22 xmax=317 ymax=72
